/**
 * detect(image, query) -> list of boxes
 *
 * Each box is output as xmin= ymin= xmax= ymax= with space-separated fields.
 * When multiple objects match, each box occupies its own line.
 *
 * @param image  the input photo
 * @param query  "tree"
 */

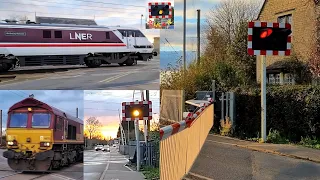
xmin=85 ymin=117 xmax=101 ymax=139
xmin=308 ymin=10 xmax=320 ymax=82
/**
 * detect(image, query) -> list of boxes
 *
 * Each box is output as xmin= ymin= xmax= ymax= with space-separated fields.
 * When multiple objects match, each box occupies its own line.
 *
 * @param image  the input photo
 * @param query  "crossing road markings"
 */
xmin=51 ymin=174 xmax=77 ymax=180
xmin=99 ymin=72 xmax=132 ymax=83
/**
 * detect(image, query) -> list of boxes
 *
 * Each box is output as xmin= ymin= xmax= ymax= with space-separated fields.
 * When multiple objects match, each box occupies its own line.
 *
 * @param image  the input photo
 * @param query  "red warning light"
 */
xmin=260 ymin=28 xmax=273 ymax=38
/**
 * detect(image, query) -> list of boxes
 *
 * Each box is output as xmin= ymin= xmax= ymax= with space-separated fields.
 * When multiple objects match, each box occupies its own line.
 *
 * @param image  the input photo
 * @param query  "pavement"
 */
xmin=84 ymin=146 xmax=145 ymax=180
xmin=0 ymin=57 xmax=159 ymax=90
xmin=185 ymin=134 xmax=320 ymax=180
xmin=0 ymin=149 xmax=84 ymax=180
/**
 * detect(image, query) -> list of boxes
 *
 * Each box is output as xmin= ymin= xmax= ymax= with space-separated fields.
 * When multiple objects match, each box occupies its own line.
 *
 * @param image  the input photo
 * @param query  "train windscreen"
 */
xmin=9 ymin=113 xmax=28 ymax=128
xmin=32 ymin=113 xmax=51 ymax=128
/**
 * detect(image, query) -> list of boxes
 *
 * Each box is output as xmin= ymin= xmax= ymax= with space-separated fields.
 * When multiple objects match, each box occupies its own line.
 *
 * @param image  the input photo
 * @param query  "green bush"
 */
xmin=234 ymin=85 xmax=320 ymax=142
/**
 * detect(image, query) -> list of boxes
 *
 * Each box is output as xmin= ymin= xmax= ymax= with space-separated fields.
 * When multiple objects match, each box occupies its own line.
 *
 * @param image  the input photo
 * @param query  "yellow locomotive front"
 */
xmin=3 ymin=107 xmax=54 ymax=171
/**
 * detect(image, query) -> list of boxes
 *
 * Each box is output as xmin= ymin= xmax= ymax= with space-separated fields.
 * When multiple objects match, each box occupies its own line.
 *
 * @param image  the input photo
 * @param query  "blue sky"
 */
xmin=84 ymin=90 xmax=160 ymax=138
xmin=0 ymin=90 xmax=84 ymax=132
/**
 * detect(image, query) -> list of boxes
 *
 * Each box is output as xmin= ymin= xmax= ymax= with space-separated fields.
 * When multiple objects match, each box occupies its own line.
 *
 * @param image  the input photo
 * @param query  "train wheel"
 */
xmin=126 ymin=59 xmax=134 ymax=66
xmin=0 ymin=63 xmax=11 ymax=72
xmin=118 ymin=63 xmax=124 ymax=66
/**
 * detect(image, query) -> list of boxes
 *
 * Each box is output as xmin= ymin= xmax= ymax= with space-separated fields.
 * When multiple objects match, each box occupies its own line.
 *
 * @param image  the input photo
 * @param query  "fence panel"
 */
xmin=160 ymin=105 xmax=214 ymax=180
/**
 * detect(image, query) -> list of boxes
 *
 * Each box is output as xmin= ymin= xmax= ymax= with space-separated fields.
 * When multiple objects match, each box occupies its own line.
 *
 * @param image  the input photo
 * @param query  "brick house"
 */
xmin=256 ymin=0 xmax=320 ymax=84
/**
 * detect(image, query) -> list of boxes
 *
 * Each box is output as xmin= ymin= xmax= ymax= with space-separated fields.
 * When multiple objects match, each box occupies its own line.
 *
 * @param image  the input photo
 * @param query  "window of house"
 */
xmin=269 ymin=74 xmax=275 ymax=84
xmin=278 ymin=14 xmax=292 ymax=24
xmin=275 ymin=74 xmax=280 ymax=84
xmin=43 ymin=30 xmax=51 ymax=38
xmin=106 ymin=32 xmax=110 ymax=39
xmin=284 ymin=73 xmax=294 ymax=84
xmin=54 ymin=31 xmax=62 ymax=38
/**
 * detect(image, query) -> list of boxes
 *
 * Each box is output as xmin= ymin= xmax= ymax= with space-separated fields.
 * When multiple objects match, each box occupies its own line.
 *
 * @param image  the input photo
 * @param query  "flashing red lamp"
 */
xmin=260 ymin=28 xmax=273 ymax=38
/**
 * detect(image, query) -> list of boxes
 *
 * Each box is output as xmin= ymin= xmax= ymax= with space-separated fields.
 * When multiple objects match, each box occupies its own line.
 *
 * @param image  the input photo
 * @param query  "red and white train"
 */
xmin=0 ymin=23 xmax=157 ymax=72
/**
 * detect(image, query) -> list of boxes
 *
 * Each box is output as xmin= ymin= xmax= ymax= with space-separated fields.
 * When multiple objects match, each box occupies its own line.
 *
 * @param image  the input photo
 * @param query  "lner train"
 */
xmin=0 ymin=23 xmax=157 ymax=72
xmin=3 ymin=97 xmax=84 ymax=171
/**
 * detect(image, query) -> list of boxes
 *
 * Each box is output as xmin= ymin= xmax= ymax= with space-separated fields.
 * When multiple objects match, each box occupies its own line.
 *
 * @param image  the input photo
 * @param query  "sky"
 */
xmin=84 ymin=90 xmax=160 ymax=139
xmin=0 ymin=0 xmax=170 ymax=43
xmin=0 ymin=90 xmax=84 ymax=132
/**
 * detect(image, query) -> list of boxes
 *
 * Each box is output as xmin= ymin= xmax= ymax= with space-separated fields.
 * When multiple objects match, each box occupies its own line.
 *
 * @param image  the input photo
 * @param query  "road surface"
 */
xmin=0 ymin=149 xmax=83 ymax=180
xmin=186 ymin=136 xmax=320 ymax=180
xmin=0 ymin=58 xmax=159 ymax=90
xmin=84 ymin=146 xmax=145 ymax=180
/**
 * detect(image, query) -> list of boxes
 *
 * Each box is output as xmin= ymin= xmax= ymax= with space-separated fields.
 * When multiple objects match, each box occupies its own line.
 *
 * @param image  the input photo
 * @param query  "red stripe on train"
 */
xmin=0 ymin=43 xmax=126 ymax=47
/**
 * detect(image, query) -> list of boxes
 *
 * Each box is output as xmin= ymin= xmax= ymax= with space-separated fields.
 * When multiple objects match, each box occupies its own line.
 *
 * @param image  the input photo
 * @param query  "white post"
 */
xmin=135 ymin=119 xmax=140 ymax=171
xmin=261 ymin=55 xmax=267 ymax=142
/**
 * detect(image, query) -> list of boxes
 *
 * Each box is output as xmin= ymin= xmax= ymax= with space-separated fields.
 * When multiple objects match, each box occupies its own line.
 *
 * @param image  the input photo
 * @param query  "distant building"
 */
xmin=35 ymin=16 xmax=97 ymax=25
xmin=153 ymin=37 xmax=160 ymax=54
xmin=256 ymin=0 xmax=320 ymax=85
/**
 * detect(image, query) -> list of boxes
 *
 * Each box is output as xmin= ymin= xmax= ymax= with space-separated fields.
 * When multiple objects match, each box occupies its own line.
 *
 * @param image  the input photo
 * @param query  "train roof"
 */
xmin=8 ymin=97 xmax=83 ymax=124
xmin=0 ymin=23 xmax=109 ymax=29
xmin=0 ymin=23 xmax=140 ymax=31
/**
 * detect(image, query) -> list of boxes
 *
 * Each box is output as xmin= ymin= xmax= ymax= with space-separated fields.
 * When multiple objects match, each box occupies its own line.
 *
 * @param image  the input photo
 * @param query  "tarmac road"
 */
xmin=185 ymin=135 xmax=320 ymax=180
xmin=84 ymin=146 xmax=145 ymax=180
xmin=0 ymin=149 xmax=84 ymax=180
xmin=0 ymin=57 xmax=159 ymax=90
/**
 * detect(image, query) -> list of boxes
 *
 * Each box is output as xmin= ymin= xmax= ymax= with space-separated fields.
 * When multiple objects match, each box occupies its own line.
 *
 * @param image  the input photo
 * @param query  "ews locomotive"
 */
xmin=3 ymin=97 xmax=84 ymax=171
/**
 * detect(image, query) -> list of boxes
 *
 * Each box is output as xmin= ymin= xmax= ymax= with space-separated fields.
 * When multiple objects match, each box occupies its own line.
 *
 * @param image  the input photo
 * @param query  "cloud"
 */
xmin=0 ymin=90 xmax=84 ymax=130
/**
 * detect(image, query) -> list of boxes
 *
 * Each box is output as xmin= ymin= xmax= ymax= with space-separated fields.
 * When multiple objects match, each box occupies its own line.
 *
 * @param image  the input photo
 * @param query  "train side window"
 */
xmin=43 ymin=30 xmax=51 ymax=38
xmin=106 ymin=32 xmax=110 ymax=39
xmin=55 ymin=116 xmax=63 ymax=131
xmin=128 ymin=31 xmax=133 ymax=37
xmin=54 ymin=31 xmax=62 ymax=38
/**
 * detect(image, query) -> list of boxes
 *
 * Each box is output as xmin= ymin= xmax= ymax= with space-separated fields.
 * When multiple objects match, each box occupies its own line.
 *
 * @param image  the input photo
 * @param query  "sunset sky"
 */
xmin=84 ymin=90 xmax=160 ymax=139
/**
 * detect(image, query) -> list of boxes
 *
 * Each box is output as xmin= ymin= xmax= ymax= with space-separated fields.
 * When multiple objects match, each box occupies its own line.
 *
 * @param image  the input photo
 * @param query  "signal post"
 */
xmin=122 ymin=100 xmax=152 ymax=171
xmin=247 ymin=21 xmax=292 ymax=142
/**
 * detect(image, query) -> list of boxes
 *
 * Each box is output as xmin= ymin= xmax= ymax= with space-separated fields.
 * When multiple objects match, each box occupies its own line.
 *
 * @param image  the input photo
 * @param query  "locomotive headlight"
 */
xmin=7 ymin=140 xmax=17 ymax=146
xmin=40 ymin=142 xmax=50 ymax=147
xmin=7 ymin=142 xmax=14 ymax=145
xmin=28 ymin=108 xmax=32 ymax=111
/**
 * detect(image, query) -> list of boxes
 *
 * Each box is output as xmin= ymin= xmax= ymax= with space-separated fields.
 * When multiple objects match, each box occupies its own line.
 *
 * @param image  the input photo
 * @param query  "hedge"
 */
xmin=232 ymin=85 xmax=320 ymax=142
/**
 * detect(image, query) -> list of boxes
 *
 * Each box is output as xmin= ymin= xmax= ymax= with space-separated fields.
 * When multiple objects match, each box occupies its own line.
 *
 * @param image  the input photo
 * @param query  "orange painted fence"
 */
xmin=160 ymin=104 xmax=214 ymax=180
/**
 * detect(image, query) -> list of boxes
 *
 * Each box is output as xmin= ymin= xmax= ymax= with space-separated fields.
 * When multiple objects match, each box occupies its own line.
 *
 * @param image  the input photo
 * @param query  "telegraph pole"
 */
xmin=146 ymin=90 xmax=150 ymax=133
xmin=0 ymin=110 xmax=2 ymax=146
xmin=183 ymin=0 xmax=186 ymax=71
xmin=197 ymin=9 xmax=201 ymax=65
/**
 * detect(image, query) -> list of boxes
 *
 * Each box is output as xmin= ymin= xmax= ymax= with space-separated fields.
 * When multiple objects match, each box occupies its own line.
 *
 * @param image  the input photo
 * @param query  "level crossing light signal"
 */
xmin=122 ymin=101 xmax=152 ymax=121
xmin=248 ymin=22 xmax=292 ymax=56
xmin=149 ymin=2 xmax=172 ymax=18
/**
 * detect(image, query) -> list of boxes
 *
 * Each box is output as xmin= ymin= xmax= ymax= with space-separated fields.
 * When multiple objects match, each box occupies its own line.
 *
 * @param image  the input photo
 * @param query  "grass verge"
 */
xmin=141 ymin=166 xmax=159 ymax=180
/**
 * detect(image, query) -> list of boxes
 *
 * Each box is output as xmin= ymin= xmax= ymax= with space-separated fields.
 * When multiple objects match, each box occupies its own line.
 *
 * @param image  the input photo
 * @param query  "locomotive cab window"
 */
xmin=106 ymin=32 xmax=110 ymax=39
xmin=54 ymin=31 xmax=62 ymax=38
xmin=43 ymin=30 xmax=51 ymax=38
xmin=32 ymin=113 xmax=51 ymax=128
xmin=9 ymin=113 xmax=28 ymax=128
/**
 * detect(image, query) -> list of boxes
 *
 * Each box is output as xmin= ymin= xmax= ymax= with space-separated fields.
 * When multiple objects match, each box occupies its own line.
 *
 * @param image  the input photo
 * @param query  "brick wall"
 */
xmin=256 ymin=0 xmax=317 ymax=82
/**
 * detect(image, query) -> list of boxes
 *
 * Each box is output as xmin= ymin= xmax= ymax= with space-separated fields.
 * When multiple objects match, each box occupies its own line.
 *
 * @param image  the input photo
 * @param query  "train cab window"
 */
xmin=32 ymin=113 xmax=51 ymax=128
xmin=106 ymin=32 xmax=110 ymax=39
xmin=43 ymin=30 xmax=51 ymax=38
xmin=9 ymin=113 xmax=28 ymax=128
xmin=128 ymin=31 xmax=133 ymax=37
xmin=54 ymin=31 xmax=62 ymax=38
xmin=133 ymin=30 xmax=145 ymax=37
